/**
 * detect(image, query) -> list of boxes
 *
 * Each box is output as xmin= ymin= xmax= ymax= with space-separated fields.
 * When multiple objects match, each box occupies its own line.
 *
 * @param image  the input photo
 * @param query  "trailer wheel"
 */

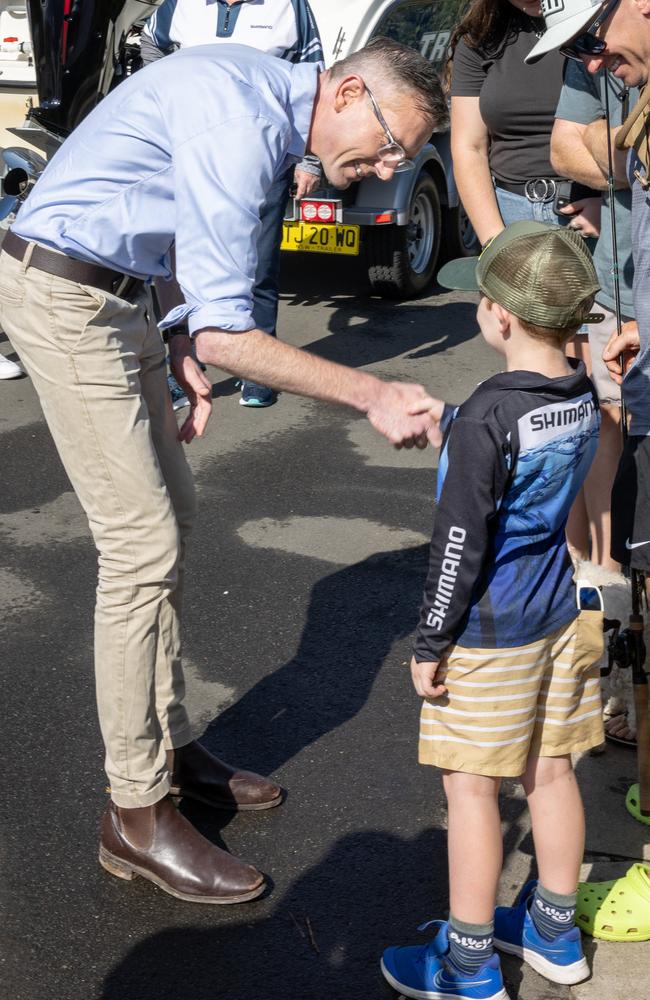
xmin=365 ymin=172 xmax=441 ymax=299
xmin=440 ymin=200 xmax=480 ymax=262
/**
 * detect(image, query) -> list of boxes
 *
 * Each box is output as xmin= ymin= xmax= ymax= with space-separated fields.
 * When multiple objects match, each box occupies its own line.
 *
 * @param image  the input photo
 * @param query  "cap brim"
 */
xmin=437 ymin=256 xmax=480 ymax=291
xmin=525 ymin=8 xmax=599 ymax=64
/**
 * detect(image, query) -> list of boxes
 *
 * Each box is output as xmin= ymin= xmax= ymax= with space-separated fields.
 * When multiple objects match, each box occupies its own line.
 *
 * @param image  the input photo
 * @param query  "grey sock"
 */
xmin=447 ymin=915 xmax=494 ymax=976
xmin=530 ymin=884 xmax=577 ymax=941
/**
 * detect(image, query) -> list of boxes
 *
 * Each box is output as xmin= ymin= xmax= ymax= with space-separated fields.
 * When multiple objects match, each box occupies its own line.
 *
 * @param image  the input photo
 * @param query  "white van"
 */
xmin=282 ymin=0 xmax=477 ymax=298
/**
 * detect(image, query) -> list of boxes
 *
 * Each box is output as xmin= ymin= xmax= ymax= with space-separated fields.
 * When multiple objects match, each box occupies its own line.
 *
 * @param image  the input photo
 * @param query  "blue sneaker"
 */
xmin=381 ymin=921 xmax=510 ymax=1000
xmin=239 ymin=381 xmax=277 ymax=407
xmin=494 ymin=881 xmax=589 ymax=985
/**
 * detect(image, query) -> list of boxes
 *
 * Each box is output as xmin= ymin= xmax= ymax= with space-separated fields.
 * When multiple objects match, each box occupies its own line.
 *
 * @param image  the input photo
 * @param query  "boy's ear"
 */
xmin=492 ymin=301 xmax=512 ymax=333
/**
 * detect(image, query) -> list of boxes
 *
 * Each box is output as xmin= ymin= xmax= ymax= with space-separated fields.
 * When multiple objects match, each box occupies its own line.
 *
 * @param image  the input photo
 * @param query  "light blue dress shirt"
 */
xmin=14 ymin=44 xmax=319 ymax=334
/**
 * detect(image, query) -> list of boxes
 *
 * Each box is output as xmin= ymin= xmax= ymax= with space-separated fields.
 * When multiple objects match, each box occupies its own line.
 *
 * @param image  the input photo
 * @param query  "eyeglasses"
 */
xmin=364 ymin=83 xmax=415 ymax=173
xmin=560 ymin=0 xmax=620 ymax=62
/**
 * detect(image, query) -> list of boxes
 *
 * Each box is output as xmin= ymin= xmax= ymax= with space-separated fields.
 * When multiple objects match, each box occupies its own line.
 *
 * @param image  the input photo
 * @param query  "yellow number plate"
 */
xmin=281 ymin=221 xmax=360 ymax=256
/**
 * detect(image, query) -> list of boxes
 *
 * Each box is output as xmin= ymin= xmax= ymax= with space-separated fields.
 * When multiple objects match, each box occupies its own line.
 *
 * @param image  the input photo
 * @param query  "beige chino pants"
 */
xmin=0 ymin=246 xmax=196 ymax=807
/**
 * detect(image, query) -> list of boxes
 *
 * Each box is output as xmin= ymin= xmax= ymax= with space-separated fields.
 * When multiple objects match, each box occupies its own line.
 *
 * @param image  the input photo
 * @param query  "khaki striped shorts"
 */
xmin=419 ymin=613 xmax=605 ymax=777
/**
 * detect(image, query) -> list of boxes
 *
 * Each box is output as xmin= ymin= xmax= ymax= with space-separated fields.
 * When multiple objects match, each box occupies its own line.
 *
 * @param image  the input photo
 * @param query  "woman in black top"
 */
xmin=448 ymin=0 xmax=600 ymax=246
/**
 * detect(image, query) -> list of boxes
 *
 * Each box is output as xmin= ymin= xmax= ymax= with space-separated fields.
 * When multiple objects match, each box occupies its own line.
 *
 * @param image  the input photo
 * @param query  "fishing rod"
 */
xmin=602 ymin=77 xmax=649 ymax=821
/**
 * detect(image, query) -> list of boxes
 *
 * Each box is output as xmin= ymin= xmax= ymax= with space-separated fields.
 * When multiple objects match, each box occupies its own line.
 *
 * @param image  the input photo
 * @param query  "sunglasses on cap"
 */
xmin=560 ymin=0 xmax=620 ymax=62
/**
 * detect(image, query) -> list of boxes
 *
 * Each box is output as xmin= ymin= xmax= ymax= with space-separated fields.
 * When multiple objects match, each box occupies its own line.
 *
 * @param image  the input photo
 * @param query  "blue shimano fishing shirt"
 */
xmin=413 ymin=361 xmax=599 ymax=662
xmin=13 ymin=44 xmax=319 ymax=334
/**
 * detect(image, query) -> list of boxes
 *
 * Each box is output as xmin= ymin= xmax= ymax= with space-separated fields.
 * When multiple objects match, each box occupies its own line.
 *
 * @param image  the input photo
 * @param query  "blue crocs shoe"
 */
xmin=381 ymin=921 xmax=510 ymax=1000
xmin=239 ymin=381 xmax=277 ymax=407
xmin=494 ymin=881 xmax=589 ymax=985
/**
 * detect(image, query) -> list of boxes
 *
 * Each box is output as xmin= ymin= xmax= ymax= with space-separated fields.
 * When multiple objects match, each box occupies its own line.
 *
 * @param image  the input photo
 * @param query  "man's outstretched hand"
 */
xmin=366 ymin=381 xmax=445 ymax=448
xmin=169 ymin=335 xmax=213 ymax=443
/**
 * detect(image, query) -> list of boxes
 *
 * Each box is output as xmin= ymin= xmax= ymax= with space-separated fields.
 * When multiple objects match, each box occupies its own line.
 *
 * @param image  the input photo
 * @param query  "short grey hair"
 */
xmin=330 ymin=36 xmax=449 ymax=130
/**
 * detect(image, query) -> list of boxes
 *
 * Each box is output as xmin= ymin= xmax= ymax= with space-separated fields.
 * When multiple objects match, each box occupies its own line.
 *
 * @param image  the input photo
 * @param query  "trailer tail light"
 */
xmin=374 ymin=212 xmax=395 ymax=225
xmin=300 ymin=199 xmax=341 ymax=224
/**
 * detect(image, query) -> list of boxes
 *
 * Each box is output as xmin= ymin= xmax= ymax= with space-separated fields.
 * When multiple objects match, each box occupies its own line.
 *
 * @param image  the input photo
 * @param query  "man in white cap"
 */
xmin=530 ymin=0 xmax=650 ymax=823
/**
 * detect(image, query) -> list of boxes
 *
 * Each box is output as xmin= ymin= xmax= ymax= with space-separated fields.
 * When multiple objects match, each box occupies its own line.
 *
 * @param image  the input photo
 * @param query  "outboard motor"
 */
xmin=0 ymin=145 xmax=44 ymax=219
xmin=27 ymin=0 xmax=162 ymax=137
xmin=0 ymin=2 xmax=162 ymax=217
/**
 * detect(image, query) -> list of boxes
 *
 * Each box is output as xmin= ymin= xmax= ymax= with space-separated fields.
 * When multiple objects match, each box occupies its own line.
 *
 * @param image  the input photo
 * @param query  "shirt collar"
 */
xmin=287 ymin=63 xmax=320 ymax=159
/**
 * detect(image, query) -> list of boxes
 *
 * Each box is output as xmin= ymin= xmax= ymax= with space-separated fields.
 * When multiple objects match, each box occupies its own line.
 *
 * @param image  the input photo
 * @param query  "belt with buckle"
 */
xmin=2 ymin=230 xmax=143 ymax=298
xmin=494 ymin=177 xmax=559 ymax=204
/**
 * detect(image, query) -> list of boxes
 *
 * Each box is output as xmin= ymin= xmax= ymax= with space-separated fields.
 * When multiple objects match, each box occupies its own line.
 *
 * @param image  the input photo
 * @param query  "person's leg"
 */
xmin=584 ymin=401 xmax=622 ymax=569
xmin=581 ymin=306 xmax=623 ymax=570
xmin=121 ymin=295 xmax=283 ymax=809
xmin=493 ymin=753 xmax=589 ymax=984
xmin=380 ymin=766 xmax=507 ymax=997
xmin=137 ymin=295 xmax=196 ymax=751
xmin=444 ymin=770 xmax=501 ymax=975
xmin=521 ymin=754 xmax=585 ymax=896
xmin=565 ymin=332 xmax=591 ymax=562
xmin=444 ymin=770 xmax=503 ymax=925
xmin=0 ymin=254 xmax=266 ymax=901
xmin=493 ymin=618 xmax=600 ymax=984
xmin=0 ymin=261 xmax=187 ymax=805
xmin=240 ymin=168 xmax=292 ymax=407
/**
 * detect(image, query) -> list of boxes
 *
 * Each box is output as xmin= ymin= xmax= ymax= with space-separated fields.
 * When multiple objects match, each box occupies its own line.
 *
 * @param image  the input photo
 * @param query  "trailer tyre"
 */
xmin=440 ymin=200 xmax=480 ymax=262
xmin=365 ymin=172 xmax=441 ymax=299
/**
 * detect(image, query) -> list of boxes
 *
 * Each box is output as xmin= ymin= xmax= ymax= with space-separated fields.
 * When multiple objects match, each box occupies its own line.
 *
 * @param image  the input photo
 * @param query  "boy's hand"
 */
xmin=410 ymin=655 xmax=447 ymax=698
xmin=426 ymin=399 xmax=446 ymax=447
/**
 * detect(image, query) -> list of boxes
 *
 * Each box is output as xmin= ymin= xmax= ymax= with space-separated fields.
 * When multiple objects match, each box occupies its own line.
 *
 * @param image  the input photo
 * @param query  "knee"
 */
xmin=521 ymin=754 xmax=573 ymax=795
xmin=96 ymin=514 xmax=183 ymax=594
xmin=443 ymin=770 xmax=500 ymax=804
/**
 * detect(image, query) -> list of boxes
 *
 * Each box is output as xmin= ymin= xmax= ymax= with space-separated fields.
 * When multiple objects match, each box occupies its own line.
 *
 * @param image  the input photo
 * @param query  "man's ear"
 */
xmin=333 ymin=74 xmax=365 ymax=113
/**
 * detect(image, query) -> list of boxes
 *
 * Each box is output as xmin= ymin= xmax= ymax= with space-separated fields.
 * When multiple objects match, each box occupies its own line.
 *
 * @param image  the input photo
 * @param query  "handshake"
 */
xmin=365 ymin=379 xmax=447 ymax=450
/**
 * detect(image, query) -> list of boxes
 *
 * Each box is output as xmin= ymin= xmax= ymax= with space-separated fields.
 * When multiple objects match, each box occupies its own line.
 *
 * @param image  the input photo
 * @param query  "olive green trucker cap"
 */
xmin=437 ymin=221 xmax=602 ymax=328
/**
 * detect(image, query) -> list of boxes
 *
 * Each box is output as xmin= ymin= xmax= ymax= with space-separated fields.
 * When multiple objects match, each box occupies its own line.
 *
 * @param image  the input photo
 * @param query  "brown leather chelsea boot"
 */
xmin=99 ymin=796 xmax=265 ymax=904
xmin=167 ymin=740 xmax=283 ymax=810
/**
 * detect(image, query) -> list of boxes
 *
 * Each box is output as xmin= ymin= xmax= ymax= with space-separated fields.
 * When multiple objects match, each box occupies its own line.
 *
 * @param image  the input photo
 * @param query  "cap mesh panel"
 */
xmin=481 ymin=229 xmax=599 ymax=328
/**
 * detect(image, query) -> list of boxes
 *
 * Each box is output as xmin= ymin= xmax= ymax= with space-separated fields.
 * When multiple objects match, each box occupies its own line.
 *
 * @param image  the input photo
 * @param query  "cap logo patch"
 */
xmin=541 ymin=0 xmax=565 ymax=14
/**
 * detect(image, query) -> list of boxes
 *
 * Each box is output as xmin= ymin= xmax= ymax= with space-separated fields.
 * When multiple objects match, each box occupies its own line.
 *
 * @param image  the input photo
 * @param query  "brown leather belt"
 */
xmin=2 ymin=230 xmax=144 ymax=298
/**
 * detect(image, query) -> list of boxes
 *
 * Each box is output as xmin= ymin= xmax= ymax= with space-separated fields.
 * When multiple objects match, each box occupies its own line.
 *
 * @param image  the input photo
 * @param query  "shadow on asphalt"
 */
xmin=100 ymin=828 xmax=449 ymax=1000
xmin=200 ymin=543 xmax=429 ymax=780
xmin=98 ymin=815 xmax=542 ymax=1000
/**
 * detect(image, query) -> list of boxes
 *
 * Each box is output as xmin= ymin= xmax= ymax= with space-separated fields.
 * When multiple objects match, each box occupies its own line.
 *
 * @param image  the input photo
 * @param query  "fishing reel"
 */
xmin=603 ymin=615 xmax=648 ymax=683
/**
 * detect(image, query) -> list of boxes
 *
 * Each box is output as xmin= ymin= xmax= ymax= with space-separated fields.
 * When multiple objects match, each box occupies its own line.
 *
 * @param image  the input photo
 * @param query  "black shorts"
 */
xmin=611 ymin=436 xmax=650 ymax=571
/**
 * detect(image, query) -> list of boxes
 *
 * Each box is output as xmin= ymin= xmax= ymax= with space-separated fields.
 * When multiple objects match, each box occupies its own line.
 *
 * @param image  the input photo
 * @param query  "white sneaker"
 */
xmin=0 ymin=354 xmax=23 ymax=379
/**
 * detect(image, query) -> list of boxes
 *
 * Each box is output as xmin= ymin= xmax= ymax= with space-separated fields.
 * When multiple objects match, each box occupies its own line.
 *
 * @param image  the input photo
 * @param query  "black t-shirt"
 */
xmin=450 ymin=19 xmax=564 ymax=184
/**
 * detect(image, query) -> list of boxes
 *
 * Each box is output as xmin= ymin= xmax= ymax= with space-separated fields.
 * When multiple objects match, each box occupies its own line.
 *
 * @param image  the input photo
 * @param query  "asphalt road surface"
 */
xmin=0 ymin=254 xmax=589 ymax=1000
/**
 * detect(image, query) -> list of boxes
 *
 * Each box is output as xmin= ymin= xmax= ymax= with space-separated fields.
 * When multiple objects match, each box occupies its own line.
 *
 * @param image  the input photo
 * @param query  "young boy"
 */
xmin=381 ymin=222 xmax=606 ymax=1000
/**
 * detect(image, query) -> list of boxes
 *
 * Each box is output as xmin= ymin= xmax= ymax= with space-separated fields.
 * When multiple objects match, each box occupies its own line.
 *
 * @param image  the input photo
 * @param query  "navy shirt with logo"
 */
xmin=413 ymin=362 xmax=599 ymax=663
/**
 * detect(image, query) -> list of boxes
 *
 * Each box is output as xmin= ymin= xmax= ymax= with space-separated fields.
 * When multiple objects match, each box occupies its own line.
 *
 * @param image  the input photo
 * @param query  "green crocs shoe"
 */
xmin=626 ymin=783 xmax=650 ymax=826
xmin=576 ymin=863 xmax=650 ymax=942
